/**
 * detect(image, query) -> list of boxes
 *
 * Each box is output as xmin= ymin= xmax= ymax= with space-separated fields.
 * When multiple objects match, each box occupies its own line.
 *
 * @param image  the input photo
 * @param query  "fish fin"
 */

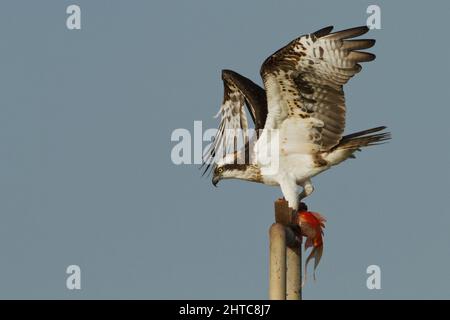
xmin=311 ymin=212 xmax=327 ymax=223
xmin=304 ymin=238 xmax=313 ymax=249
xmin=312 ymin=245 xmax=323 ymax=281
xmin=303 ymin=244 xmax=324 ymax=284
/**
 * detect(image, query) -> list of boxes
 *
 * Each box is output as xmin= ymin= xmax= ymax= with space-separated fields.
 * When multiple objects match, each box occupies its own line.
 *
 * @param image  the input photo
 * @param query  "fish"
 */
xmin=295 ymin=209 xmax=326 ymax=286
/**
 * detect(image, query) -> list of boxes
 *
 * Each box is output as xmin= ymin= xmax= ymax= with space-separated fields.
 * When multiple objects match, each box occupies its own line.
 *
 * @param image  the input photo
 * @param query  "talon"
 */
xmin=298 ymin=202 xmax=308 ymax=212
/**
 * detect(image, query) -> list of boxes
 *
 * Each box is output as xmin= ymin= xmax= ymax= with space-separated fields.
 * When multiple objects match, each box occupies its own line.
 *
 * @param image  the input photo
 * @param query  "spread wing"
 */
xmin=260 ymin=26 xmax=375 ymax=151
xmin=201 ymin=69 xmax=267 ymax=175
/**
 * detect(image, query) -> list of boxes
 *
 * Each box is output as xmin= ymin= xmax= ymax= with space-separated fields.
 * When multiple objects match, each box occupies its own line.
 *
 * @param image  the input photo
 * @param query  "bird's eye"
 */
xmin=218 ymin=167 xmax=224 ymax=173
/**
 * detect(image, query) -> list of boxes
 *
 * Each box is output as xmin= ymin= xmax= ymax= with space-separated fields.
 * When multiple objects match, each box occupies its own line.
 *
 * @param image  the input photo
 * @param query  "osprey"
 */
xmin=203 ymin=26 xmax=390 ymax=212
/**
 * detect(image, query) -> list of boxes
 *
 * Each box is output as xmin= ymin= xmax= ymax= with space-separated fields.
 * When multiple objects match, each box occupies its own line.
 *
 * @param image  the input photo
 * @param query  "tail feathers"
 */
xmin=334 ymin=126 xmax=391 ymax=151
xmin=325 ymin=126 xmax=391 ymax=165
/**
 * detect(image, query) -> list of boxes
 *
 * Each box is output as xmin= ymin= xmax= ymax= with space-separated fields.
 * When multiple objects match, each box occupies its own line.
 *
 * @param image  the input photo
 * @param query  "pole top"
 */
xmin=274 ymin=198 xmax=291 ymax=225
xmin=274 ymin=198 xmax=302 ymax=248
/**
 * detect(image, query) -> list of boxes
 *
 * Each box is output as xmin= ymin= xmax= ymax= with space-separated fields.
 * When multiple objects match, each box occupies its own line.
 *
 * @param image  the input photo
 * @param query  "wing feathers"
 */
xmin=202 ymin=70 xmax=267 ymax=173
xmin=341 ymin=39 xmax=376 ymax=50
xmin=312 ymin=25 xmax=334 ymax=38
xmin=260 ymin=25 xmax=376 ymax=151
xmin=221 ymin=70 xmax=268 ymax=131
xmin=347 ymin=51 xmax=376 ymax=62
xmin=324 ymin=26 xmax=369 ymax=40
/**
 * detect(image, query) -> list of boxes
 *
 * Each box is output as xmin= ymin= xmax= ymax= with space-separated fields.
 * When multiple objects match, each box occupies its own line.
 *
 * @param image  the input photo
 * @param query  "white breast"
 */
xmin=255 ymin=117 xmax=327 ymax=186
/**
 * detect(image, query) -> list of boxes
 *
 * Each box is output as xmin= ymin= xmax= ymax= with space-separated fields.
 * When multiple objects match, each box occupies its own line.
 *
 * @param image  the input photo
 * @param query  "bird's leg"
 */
xmin=278 ymin=176 xmax=299 ymax=211
xmin=298 ymin=179 xmax=314 ymax=202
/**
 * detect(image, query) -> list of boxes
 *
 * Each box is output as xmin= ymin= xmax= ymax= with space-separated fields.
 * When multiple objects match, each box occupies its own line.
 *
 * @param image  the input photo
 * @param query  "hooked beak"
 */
xmin=212 ymin=175 xmax=219 ymax=187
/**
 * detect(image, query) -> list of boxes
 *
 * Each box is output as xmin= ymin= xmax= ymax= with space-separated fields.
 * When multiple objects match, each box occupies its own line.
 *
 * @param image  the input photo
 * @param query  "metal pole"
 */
xmin=269 ymin=223 xmax=286 ymax=300
xmin=270 ymin=199 xmax=302 ymax=300
xmin=286 ymin=239 xmax=302 ymax=300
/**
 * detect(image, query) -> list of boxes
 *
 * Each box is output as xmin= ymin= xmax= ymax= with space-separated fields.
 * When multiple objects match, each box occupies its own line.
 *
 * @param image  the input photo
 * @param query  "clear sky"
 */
xmin=0 ymin=0 xmax=449 ymax=299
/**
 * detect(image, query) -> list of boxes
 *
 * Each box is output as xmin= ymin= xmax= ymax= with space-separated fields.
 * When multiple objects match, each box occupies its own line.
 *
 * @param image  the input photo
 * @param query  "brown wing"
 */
xmin=260 ymin=26 xmax=375 ymax=151
xmin=201 ymin=70 xmax=267 ymax=174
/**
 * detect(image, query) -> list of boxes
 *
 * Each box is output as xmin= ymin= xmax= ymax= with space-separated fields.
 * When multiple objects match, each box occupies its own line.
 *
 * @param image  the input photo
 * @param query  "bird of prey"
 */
xmin=203 ymin=25 xmax=390 ymax=212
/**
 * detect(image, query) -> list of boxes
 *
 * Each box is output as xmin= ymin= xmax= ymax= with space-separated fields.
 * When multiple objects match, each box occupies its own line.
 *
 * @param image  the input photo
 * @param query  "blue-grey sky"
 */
xmin=0 ymin=0 xmax=449 ymax=299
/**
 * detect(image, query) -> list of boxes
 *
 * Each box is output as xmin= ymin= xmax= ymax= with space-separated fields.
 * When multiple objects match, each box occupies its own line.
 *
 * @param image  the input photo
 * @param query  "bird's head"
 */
xmin=211 ymin=165 xmax=223 ymax=187
xmin=211 ymin=163 xmax=248 ymax=187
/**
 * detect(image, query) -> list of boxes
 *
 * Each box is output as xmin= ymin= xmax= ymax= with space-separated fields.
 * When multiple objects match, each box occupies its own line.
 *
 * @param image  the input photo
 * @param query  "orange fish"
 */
xmin=295 ymin=209 xmax=326 ymax=285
